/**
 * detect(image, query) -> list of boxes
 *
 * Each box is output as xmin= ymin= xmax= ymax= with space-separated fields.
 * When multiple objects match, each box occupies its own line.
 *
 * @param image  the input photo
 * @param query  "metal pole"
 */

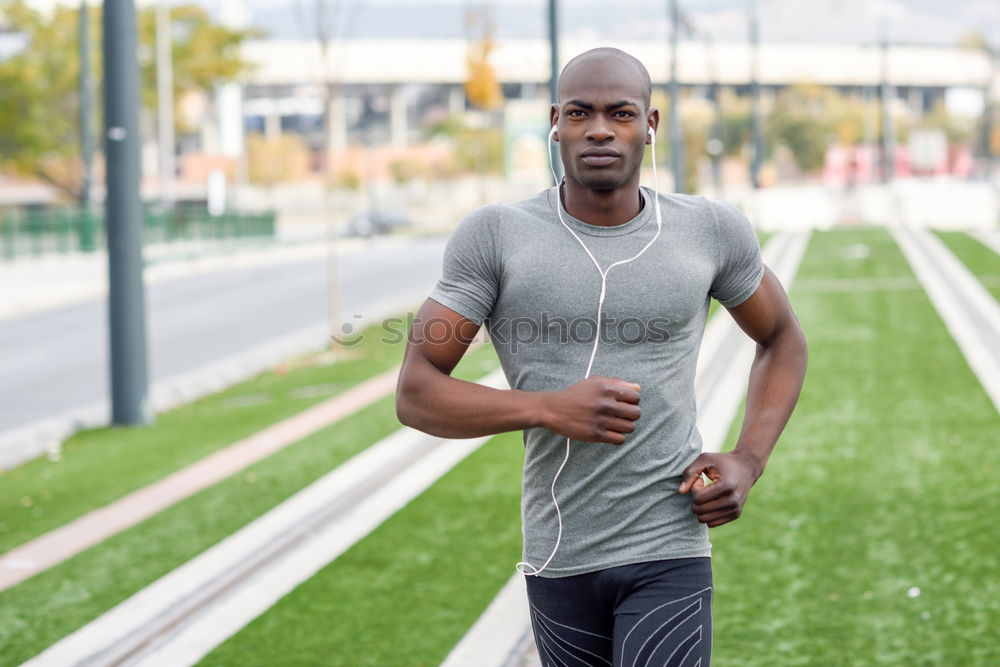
xmin=749 ymin=0 xmax=763 ymax=189
xmin=103 ymin=0 xmax=151 ymax=426
xmin=548 ymin=0 xmax=562 ymax=183
xmin=668 ymin=0 xmax=685 ymax=192
xmin=981 ymin=43 xmax=995 ymax=180
xmin=79 ymin=0 xmax=94 ymax=210
xmin=879 ymin=18 xmax=895 ymax=183
xmin=706 ymin=33 xmax=723 ymax=197
xmin=155 ymin=2 xmax=175 ymax=209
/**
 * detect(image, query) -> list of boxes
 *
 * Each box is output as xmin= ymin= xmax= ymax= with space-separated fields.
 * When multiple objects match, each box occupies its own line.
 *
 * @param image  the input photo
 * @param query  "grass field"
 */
xmin=711 ymin=229 xmax=1000 ymax=665
xmin=0 ymin=341 xmax=500 ymax=665
xmin=200 ymin=430 xmax=524 ymax=667
xmin=8 ymin=228 xmax=1000 ymax=665
xmin=935 ymin=231 xmax=1000 ymax=300
xmin=0 ymin=318 xmax=410 ymax=554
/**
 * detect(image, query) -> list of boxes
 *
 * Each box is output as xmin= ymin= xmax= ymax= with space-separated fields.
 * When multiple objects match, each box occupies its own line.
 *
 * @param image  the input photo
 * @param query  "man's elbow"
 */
xmin=760 ymin=317 xmax=807 ymax=363
xmin=395 ymin=382 xmax=420 ymax=429
xmin=780 ymin=319 xmax=809 ymax=372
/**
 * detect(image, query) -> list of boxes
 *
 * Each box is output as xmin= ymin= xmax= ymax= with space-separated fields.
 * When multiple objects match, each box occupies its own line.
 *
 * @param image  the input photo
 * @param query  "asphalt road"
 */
xmin=0 ymin=237 xmax=447 ymax=436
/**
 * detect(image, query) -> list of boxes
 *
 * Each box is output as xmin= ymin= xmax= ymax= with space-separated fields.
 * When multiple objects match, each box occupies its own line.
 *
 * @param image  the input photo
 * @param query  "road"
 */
xmin=0 ymin=237 xmax=447 ymax=437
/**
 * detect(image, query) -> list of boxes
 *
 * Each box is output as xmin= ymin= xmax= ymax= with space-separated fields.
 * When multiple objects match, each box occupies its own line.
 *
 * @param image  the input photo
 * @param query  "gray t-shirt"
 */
xmin=429 ymin=186 xmax=764 ymax=577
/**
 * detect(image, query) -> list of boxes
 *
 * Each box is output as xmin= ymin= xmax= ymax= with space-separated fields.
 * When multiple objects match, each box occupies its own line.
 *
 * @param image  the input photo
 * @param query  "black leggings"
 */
xmin=525 ymin=558 xmax=713 ymax=667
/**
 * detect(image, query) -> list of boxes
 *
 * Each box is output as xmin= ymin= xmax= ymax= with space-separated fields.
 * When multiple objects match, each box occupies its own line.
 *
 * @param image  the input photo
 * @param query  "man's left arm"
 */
xmin=679 ymin=266 xmax=808 ymax=527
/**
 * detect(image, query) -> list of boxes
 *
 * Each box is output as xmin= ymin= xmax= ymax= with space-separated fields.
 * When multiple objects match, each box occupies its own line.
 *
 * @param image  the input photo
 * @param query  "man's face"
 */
xmin=552 ymin=58 xmax=653 ymax=193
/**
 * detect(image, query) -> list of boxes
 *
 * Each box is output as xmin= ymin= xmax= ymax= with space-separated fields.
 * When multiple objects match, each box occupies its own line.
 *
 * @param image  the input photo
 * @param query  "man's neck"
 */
xmin=561 ymin=180 xmax=643 ymax=227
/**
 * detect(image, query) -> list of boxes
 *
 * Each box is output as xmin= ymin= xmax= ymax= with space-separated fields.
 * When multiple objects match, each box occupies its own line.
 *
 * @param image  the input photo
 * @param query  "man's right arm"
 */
xmin=395 ymin=298 xmax=642 ymax=444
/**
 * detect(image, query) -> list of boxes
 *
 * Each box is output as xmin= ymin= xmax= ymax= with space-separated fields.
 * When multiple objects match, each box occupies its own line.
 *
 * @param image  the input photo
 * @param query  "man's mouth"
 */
xmin=580 ymin=149 xmax=621 ymax=167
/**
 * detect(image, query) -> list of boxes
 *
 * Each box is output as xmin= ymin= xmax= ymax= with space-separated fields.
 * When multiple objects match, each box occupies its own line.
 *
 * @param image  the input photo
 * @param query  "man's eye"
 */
xmin=615 ymin=111 xmax=635 ymax=118
xmin=567 ymin=110 xmax=586 ymax=117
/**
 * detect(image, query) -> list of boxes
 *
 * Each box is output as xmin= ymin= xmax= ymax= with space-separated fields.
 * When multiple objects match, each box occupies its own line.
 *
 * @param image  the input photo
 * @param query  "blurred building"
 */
xmin=213 ymin=38 xmax=996 ymax=154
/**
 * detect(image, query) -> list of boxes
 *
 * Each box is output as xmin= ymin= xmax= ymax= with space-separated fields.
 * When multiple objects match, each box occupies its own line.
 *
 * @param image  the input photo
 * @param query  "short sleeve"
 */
xmin=708 ymin=201 xmax=765 ymax=308
xmin=428 ymin=206 xmax=501 ymax=325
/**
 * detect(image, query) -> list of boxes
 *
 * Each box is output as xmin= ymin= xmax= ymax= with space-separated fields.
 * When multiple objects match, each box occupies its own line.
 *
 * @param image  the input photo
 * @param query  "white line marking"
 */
xmin=440 ymin=576 xmax=534 ymax=667
xmin=890 ymin=226 xmax=1000 ymax=412
xmin=969 ymin=229 xmax=1000 ymax=258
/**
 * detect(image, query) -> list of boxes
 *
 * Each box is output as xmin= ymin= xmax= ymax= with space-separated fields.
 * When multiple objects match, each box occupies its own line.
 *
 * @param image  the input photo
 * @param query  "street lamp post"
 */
xmin=548 ymin=0 xmax=562 ymax=183
xmin=79 ymin=0 xmax=94 ymax=211
xmin=749 ymin=0 xmax=763 ymax=189
xmin=155 ymin=2 xmax=175 ymax=209
xmin=103 ymin=0 xmax=151 ymax=426
xmin=879 ymin=18 xmax=896 ymax=183
xmin=668 ymin=0 xmax=685 ymax=193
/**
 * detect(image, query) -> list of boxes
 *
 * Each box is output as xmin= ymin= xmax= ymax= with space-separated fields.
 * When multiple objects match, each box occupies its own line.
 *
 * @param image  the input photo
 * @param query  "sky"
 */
xmin=246 ymin=0 xmax=1000 ymax=47
xmin=13 ymin=0 xmax=1000 ymax=48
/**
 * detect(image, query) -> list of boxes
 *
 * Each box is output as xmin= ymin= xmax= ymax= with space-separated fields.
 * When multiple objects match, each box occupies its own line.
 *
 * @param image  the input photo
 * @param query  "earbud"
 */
xmin=549 ymin=126 xmax=558 ymax=140
xmin=648 ymin=127 xmax=655 ymax=140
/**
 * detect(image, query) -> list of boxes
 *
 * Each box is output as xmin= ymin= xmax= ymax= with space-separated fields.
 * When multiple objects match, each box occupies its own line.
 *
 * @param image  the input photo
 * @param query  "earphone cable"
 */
xmin=517 ymin=126 xmax=664 ymax=577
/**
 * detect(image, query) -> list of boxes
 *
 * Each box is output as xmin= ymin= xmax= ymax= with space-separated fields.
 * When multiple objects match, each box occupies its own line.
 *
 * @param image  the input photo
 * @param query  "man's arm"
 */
xmin=679 ymin=267 xmax=808 ymax=527
xmin=395 ymin=298 xmax=642 ymax=444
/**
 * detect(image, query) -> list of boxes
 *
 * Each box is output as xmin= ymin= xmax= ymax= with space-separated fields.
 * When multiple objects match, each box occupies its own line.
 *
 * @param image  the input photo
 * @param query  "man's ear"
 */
xmin=647 ymin=108 xmax=660 ymax=144
xmin=549 ymin=104 xmax=559 ymax=140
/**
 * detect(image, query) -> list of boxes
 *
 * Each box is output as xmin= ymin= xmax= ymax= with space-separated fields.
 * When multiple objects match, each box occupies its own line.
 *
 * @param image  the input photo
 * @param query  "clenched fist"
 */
xmin=538 ymin=376 xmax=641 ymax=445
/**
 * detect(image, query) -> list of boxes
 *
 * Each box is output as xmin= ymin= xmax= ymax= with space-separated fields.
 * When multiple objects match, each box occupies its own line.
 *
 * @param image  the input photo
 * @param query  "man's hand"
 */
xmin=678 ymin=451 xmax=761 ymax=527
xmin=538 ymin=376 xmax=641 ymax=445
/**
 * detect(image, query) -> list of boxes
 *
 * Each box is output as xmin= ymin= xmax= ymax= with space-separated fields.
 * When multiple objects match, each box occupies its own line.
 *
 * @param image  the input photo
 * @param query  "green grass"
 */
xmin=711 ymin=229 xmax=1000 ymax=666
xmin=0 ymin=343 xmax=501 ymax=666
xmin=0 ymin=316 xmax=413 ymax=555
xmin=200 ymin=430 xmax=524 ymax=667
xmin=935 ymin=231 xmax=1000 ymax=301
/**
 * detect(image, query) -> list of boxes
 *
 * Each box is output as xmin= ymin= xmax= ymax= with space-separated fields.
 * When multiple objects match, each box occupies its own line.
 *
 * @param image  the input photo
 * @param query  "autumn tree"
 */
xmin=463 ymin=7 xmax=503 ymax=112
xmin=0 ymin=1 xmax=256 ymax=200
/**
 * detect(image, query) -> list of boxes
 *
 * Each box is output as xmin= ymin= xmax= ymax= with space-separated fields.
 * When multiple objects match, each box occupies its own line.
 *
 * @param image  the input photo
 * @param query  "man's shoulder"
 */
xmin=456 ymin=189 xmax=553 ymax=231
xmin=647 ymin=190 xmax=753 ymax=235
xmin=648 ymin=189 xmax=721 ymax=217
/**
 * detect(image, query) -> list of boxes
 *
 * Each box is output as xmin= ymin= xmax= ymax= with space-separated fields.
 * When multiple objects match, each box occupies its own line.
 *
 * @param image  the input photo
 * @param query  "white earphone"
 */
xmin=517 ymin=122 xmax=664 ymax=578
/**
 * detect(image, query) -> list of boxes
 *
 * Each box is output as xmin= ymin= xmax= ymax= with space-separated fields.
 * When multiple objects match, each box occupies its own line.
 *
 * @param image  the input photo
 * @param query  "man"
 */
xmin=396 ymin=47 xmax=806 ymax=665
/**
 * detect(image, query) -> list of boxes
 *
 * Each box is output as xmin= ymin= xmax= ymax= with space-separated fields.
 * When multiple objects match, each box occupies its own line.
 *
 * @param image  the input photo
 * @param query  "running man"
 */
xmin=396 ymin=47 xmax=807 ymax=665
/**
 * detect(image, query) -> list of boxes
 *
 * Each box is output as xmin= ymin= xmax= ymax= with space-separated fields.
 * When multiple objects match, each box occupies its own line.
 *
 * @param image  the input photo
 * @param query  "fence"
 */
xmin=0 ymin=206 xmax=276 ymax=261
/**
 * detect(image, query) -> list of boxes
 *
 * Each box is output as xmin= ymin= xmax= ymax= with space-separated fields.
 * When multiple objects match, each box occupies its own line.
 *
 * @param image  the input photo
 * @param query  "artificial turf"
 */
xmin=934 ymin=231 xmax=1000 ymax=301
xmin=710 ymin=229 xmax=1000 ymax=665
xmin=0 ymin=316 xmax=411 ymax=555
xmin=0 ymin=343 xmax=501 ymax=665
xmin=200 ymin=430 xmax=524 ymax=667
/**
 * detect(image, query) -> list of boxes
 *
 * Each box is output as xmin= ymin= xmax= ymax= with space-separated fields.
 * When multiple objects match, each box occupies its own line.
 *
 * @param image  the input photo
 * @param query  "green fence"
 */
xmin=0 ymin=206 xmax=276 ymax=261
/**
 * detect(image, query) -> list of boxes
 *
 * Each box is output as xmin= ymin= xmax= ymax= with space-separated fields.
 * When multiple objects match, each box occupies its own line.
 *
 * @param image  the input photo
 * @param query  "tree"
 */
xmin=463 ymin=6 xmax=503 ymax=112
xmin=137 ymin=5 xmax=259 ymax=135
xmin=766 ymin=83 xmax=836 ymax=173
xmin=0 ymin=1 xmax=256 ymax=200
xmin=0 ymin=1 xmax=96 ymax=197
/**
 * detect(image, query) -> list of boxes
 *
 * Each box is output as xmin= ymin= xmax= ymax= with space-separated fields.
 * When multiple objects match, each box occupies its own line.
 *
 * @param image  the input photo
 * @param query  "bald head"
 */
xmin=558 ymin=48 xmax=652 ymax=110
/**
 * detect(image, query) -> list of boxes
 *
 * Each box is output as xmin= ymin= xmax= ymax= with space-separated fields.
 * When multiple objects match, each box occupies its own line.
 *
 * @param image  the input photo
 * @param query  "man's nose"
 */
xmin=585 ymin=117 xmax=614 ymax=142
